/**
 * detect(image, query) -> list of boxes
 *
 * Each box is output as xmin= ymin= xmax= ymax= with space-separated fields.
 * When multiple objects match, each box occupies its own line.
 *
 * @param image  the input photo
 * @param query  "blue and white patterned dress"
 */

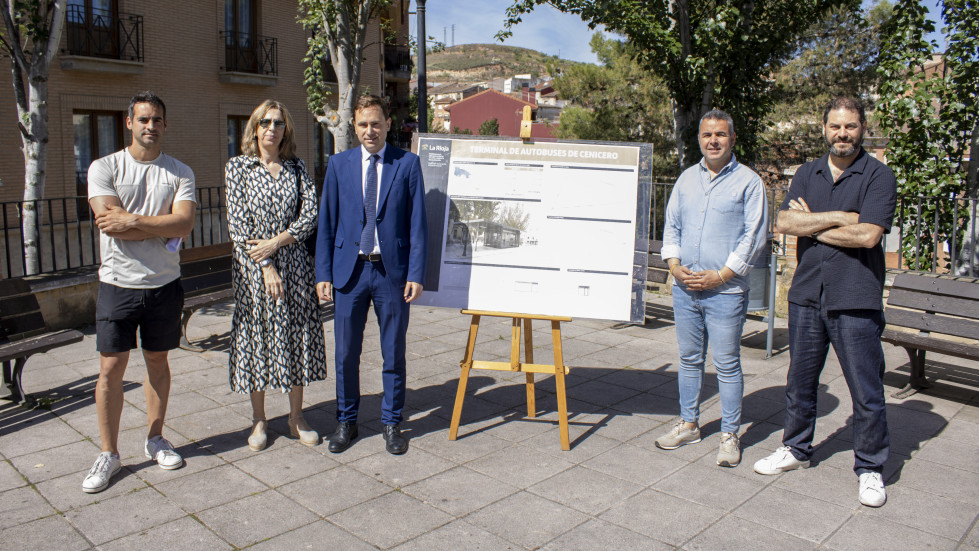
xmin=225 ymin=155 xmax=326 ymax=392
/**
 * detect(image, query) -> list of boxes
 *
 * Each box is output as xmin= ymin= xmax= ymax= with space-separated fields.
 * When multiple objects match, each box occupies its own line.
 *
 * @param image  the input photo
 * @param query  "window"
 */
xmin=66 ymin=0 xmax=118 ymax=58
xmin=73 ymin=110 xmax=123 ymax=218
xmin=224 ymin=0 xmax=258 ymax=72
xmin=228 ymin=115 xmax=250 ymax=159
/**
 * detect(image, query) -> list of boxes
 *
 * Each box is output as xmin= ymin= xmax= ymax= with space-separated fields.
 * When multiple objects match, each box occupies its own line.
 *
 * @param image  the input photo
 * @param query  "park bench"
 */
xmin=179 ymin=242 xmax=234 ymax=351
xmin=881 ymin=272 xmax=979 ymax=398
xmin=0 ymin=279 xmax=84 ymax=405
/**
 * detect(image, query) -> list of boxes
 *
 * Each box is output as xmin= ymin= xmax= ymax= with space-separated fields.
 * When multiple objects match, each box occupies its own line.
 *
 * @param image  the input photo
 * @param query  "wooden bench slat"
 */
xmin=0 ymin=312 xmax=47 ymax=341
xmin=183 ymin=288 xmax=234 ymax=311
xmin=0 ymin=329 xmax=84 ymax=363
xmin=887 ymin=288 xmax=979 ymax=320
xmin=891 ymin=273 xmax=979 ymax=300
xmin=647 ymin=267 xmax=669 ymax=284
xmin=882 ymin=328 xmax=979 ymax=362
xmin=885 ymin=308 xmax=979 ymax=341
xmin=0 ymin=278 xmax=32 ymax=299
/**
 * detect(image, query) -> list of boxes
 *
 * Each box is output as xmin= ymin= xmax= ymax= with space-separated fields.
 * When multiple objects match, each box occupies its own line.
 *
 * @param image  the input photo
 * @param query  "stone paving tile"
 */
xmin=769 ymin=462 xmax=862 ymax=509
xmin=0 ymin=514 xmax=91 ymax=551
xmin=195 ymin=489 xmax=318 ymax=548
xmin=97 ymin=516 xmax=232 ymax=551
xmin=466 ymin=443 xmax=575 ymax=489
xmin=961 ymin=520 xmax=979 ymax=549
xmin=732 ymin=485 xmax=853 ymax=543
xmin=913 ymin=436 xmax=979 ymax=474
xmin=128 ymin=443 xmax=228 ymax=485
xmin=541 ymin=518 xmax=671 ymax=550
xmin=403 ymin=465 xmax=518 ymax=516
xmin=411 ymin=430 xmax=511 ymax=464
xmin=824 ymin=514 xmax=959 ymax=551
xmin=653 ymin=462 xmax=767 ymax=512
xmin=34 ymin=466 xmax=148 ymax=513
xmin=9 ymin=439 xmax=101 ymax=485
xmin=0 ymin=415 xmax=84 ymax=459
xmin=163 ymin=389 xmax=224 ymax=419
xmin=349 ymin=446 xmax=455 ymax=488
xmin=863 ymin=484 xmax=979 ymax=539
xmin=0 ymin=459 xmax=26 ymax=492
xmin=528 ymin=465 xmax=643 ymax=515
xmin=64 ymin=486 xmax=185 ymax=545
xmin=233 ymin=442 xmax=339 ymax=487
xmin=249 ymin=519 xmax=377 ymax=551
xmin=894 ymin=458 xmax=979 ymax=506
xmin=465 ymin=491 xmax=589 ymax=549
xmin=0 ymin=486 xmax=56 ymax=530
xmin=154 ymin=463 xmax=268 ymax=513
xmin=582 ymin=443 xmax=687 ymax=487
xmin=393 ymin=519 xmax=520 ymax=551
xmin=277 ymin=465 xmax=391 ymax=517
xmin=327 ymin=490 xmax=453 ymax=548
xmin=683 ymin=515 xmax=818 ymax=550
xmin=599 ymin=488 xmax=724 ymax=546
xmin=520 ymin=425 xmax=621 ymax=463
xmin=935 ymin=417 xmax=979 ymax=445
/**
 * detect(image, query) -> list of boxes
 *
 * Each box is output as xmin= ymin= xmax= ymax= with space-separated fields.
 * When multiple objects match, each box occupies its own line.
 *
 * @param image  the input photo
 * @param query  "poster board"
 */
xmin=415 ymin=134 xmax=651 ymax=323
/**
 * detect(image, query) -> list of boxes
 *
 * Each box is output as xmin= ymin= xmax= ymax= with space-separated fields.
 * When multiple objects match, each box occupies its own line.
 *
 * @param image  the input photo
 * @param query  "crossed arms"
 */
xmin=89 ymin=196 xmax=196 ymax=241
xmin=776 ymin=198 xmax=884 ymax=249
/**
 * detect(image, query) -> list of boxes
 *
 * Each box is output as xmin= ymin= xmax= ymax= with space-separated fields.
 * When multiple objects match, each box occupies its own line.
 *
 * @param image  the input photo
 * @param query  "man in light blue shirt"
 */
xmin=655 ymin=109 xmax=768 ymax=467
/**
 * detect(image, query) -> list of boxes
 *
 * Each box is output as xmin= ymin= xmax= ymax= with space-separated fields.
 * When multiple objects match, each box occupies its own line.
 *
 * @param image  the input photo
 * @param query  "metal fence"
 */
xmin=0 ymin=188 xmax=228 ymax=279
xmin=64 ymin=5 xmax=143 ymax=62
xmin=220 ymin=31 xmax=277 ymax=75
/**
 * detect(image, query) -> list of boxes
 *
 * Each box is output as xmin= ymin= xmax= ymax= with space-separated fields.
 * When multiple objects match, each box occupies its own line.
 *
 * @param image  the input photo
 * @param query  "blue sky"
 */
xmin=410 ymin=1 xmax=949 ymax=66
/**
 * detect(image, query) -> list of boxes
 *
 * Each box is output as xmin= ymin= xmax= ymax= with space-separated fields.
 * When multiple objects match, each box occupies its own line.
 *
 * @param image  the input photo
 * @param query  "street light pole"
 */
xmin=416 ymin=0 xmax=428 ymax=133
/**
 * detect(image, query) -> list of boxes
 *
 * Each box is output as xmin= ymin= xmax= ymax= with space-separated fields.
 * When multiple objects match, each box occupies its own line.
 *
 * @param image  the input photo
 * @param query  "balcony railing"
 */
xmin=64 ymin=5 xmax=143 ymax=61
xmin=1 ymin=188 xmax=228 ymax=279
xmin=384 ymin=46 xmax=412 ymax=74
xmin=220 ymin=31 xmax=277 ymax=75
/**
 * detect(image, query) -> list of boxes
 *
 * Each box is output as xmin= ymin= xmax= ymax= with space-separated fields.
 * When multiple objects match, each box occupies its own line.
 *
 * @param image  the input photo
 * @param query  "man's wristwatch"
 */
xmin=259 ymin=258 xmax=273 ymax=267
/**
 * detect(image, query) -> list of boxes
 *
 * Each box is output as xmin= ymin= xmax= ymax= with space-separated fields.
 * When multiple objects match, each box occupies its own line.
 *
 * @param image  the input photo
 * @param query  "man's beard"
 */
xmin=826 ymin=132 xmax=863 ymax=157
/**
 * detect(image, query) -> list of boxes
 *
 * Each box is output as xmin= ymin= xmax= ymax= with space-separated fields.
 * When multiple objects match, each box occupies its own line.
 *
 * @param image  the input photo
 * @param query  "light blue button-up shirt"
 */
xmin=661 ymin=155 xmax=768 ymax=294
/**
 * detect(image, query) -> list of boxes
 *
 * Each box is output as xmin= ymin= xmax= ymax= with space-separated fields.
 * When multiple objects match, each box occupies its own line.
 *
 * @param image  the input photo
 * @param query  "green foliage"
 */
xmin=761 ymin=1 xmax=892 ymax=171
xmin=875 ymin=0 xmax=977 ymax=271
xmin=553 ymin=34 xmax=677 ymax=180
xmin=477 ymin=118 xmax=499 ymax=136
xmin=501 ymin=0 xmax=855 ymax=169
xmin=452 ymin=126 xmax=473 ymax=135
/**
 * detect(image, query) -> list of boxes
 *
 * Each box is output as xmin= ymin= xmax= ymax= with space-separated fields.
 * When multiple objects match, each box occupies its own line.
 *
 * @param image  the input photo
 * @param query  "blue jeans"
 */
xmin=673 ymin=286 xmax=749 ymax=434
xmin=783 ymin=302 xmax=889 ymax=475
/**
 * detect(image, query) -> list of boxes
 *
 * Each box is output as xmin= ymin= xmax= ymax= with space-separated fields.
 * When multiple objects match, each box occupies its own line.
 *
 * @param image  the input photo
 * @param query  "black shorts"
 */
xmin=95 ymin=279 xmax=184 ymax=353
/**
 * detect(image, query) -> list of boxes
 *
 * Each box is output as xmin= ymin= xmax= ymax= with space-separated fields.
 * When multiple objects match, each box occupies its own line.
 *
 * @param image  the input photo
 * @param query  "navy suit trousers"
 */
xmin=333 ymin=258 xmax=409 ymax=425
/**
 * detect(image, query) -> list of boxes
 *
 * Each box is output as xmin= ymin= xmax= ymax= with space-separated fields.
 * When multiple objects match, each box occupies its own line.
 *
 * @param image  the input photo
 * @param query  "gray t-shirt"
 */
xmin=88 ymin=149 xmax=196 ymax=288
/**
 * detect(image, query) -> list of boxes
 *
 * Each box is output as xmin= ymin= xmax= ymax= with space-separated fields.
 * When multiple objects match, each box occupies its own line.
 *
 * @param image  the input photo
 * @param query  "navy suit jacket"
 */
xmin=315 ymin=144 xmax=428 ymax=289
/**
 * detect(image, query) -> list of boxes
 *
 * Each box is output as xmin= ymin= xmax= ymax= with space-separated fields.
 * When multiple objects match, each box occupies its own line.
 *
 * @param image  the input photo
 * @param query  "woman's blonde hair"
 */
xmin=241 ymin=99 xmax=297 ymax=159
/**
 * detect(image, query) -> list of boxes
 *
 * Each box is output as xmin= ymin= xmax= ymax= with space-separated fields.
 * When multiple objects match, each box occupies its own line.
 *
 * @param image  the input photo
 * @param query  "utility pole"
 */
xmin=416 ymin=0 xmax=428 ymax=133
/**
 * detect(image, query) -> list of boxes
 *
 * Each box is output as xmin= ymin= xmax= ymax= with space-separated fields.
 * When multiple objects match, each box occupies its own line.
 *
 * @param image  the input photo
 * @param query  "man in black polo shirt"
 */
xmin=753 ymin=97 xmax=896 ymax=508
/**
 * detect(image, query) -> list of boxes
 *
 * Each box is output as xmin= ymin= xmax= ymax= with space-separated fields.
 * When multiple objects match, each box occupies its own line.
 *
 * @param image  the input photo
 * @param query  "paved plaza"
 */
xmin=1 ymin=296 xmax=978 ymax=550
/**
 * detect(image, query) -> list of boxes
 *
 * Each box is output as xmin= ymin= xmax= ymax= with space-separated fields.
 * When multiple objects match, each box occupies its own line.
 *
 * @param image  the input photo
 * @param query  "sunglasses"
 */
xmin=259 ymin=118 xmax=286 ymax=129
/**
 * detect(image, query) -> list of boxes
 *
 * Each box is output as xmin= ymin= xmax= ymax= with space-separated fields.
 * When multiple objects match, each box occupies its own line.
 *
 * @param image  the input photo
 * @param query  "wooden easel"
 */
xmin=448 ymin=309 xmax=572 ymax=450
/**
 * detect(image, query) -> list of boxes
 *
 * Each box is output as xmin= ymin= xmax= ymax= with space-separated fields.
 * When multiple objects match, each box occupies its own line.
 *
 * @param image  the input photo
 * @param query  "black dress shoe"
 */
xmin=327 ymin=422 xmax=358 ymax=453
xmin=383 ymin=424 xmax=408 ymax=455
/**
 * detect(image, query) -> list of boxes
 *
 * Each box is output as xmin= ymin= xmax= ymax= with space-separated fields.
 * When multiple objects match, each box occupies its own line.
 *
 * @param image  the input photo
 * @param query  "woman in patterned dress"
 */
xmin=226 ymin=100 xmax=326 ymax=450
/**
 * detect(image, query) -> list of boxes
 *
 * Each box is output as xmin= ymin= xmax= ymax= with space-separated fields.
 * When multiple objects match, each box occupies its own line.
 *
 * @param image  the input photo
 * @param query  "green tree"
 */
xmin=0 ymin=0 xmax=67 ymax=275
xmin=875 ymin=0 xmax=978 ymax=271
xmin=299 ymin=0 xmax=393 ymax=152
xmin=478 ymin=118 xmax=500 ymax=136
xmin=761 ymin=1 xmax=893 ymax=172
xmin=500 ymin=0 xmax=854 ymax=169
xmin=553 ymin=33 xmax=676 ymax=179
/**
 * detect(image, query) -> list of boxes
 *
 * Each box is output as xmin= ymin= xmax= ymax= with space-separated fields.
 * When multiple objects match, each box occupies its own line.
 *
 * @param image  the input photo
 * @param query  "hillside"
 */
xmin=419 ymin=43 xmax=587 ymax=81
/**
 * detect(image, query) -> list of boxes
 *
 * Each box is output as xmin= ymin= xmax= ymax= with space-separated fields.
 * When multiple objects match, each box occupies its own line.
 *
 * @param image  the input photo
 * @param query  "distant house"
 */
xmin=445 ymin=89 xmax=556 ymax=138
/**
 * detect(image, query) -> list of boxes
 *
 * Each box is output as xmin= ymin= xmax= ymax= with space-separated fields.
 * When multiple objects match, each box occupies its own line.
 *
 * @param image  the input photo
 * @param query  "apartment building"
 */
xmin=0 ymin=0 xmax=412 ymax=205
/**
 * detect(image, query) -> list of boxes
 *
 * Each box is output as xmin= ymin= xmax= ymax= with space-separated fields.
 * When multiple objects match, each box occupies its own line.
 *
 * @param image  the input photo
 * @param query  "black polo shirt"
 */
xmin=781 ymin=149 xmax=897 ymax=311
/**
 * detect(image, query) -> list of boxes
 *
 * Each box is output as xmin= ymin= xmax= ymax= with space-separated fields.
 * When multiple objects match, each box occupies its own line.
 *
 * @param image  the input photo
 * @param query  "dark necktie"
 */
xmin=361 ymin=154 xmax=379 ymax=253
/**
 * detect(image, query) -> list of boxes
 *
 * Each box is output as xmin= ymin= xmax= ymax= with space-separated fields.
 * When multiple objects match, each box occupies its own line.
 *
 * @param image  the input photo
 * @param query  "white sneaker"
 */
xmin=82 ymin=452 xmax=121 ymax=493
xmin=145 ymin=435 xmax=183 ymax=470
xmin=753 ymin=446 xmax=810 ymax=475
xmin=858 ymin=472 xmax=886 ymax=507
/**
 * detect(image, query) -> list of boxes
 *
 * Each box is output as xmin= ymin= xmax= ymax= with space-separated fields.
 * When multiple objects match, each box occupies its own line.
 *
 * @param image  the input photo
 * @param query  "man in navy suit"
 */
xmin=316 ymin=95 xmax=428 ymax=455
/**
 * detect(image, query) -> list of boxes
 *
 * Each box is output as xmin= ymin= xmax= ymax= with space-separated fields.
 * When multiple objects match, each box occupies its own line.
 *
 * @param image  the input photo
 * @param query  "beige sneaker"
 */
xmin=717 ymin=432 xmax=741 ymax=467
xmin=654 ymin=420 xmax=701 ymax=450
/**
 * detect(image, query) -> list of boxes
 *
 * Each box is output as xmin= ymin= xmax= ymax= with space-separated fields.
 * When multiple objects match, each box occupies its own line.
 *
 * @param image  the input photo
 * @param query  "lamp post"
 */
xmin=416 ymin=0 xmax=428 ymax=133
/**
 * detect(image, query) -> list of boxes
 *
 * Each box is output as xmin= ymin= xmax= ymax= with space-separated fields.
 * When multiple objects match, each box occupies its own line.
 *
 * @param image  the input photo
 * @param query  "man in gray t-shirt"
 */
xmin=82 ymin=92 xmax=196 ymax=494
